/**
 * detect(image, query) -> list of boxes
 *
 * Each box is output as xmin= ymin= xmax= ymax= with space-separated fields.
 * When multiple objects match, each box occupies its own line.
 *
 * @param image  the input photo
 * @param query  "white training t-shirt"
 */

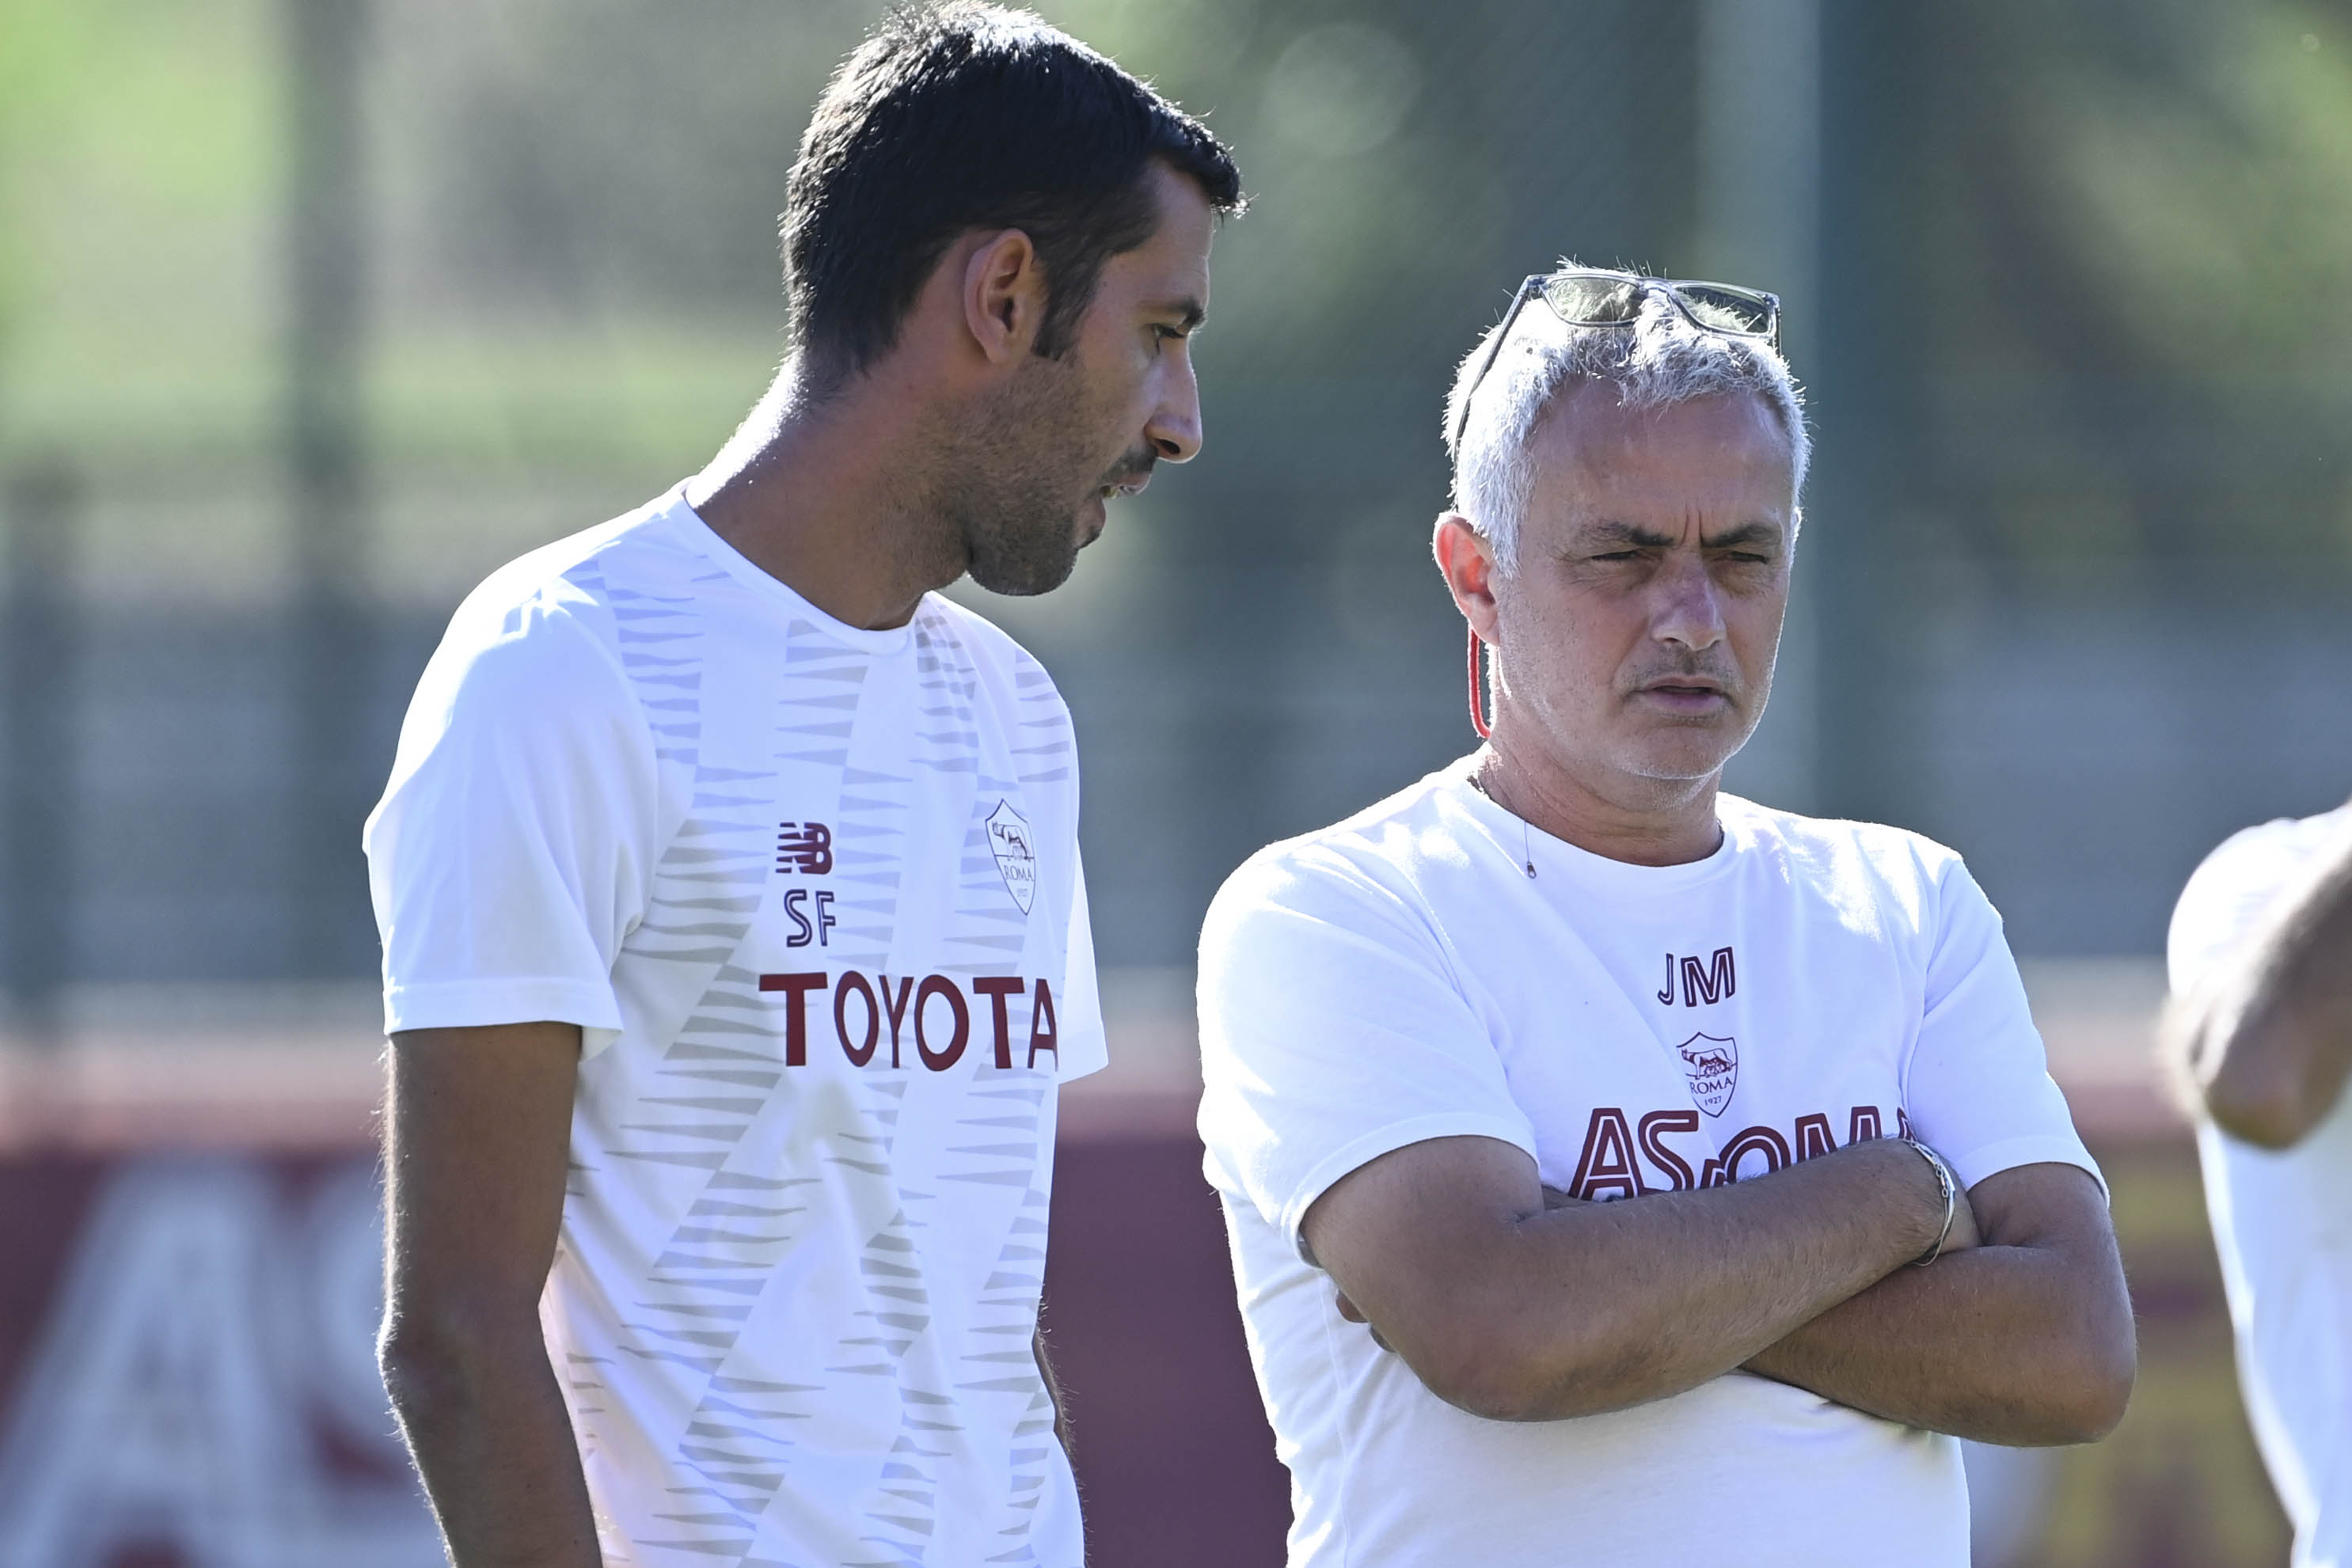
xmin=2169 ymin=802 xmax=2352 ymax=1568
xmin=1197 ymin=764 xmax=2098 ymax=1568
xmin=366 ymin=484 xmax=1107 ymax=1568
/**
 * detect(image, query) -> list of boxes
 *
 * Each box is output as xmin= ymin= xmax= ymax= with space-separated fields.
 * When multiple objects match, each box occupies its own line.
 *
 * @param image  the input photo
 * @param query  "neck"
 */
xmin=684 ymin=359 xmax=963 ymax=631
xmin=1475 ymin=727 xmax=1724 ymax=867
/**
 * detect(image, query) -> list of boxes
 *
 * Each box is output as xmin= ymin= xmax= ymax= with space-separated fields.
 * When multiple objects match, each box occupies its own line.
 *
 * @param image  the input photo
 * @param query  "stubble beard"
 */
xmin=1493 ymin=619 xmax=1773 ymax=802
xmin=1615 ymin=661 xmax=1772 ymax=788
xmin=949 ymin=355 xmax=1105 ymax=598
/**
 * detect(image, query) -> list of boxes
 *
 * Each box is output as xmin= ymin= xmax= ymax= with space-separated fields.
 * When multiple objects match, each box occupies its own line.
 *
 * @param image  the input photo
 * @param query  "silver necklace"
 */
xmin=1467 ymin=769 xmax=1537 ymax=879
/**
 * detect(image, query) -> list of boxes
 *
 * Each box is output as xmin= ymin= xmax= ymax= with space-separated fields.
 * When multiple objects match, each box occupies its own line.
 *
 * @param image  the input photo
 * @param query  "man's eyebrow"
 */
xmin=1699 ymin=521 xmax=1783 ymax=549
xmin=1579 ymin=518 xmax=1785 ymax=549
xmin=1580 ymin=521 xmax=1678 ymax=549
xmin=1150 ymin=296 xmax=1206 ymax=332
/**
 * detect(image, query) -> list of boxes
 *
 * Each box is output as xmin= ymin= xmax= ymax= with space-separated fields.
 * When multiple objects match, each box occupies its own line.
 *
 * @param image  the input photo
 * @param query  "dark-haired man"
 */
xmin=366 ymin=7 xmax=1241 ymax=1564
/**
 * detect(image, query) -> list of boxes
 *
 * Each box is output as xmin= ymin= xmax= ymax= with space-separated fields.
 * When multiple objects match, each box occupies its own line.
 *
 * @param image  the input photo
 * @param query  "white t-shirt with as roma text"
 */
xmin=1197 ymin=765 xmax=2098 ymax=1568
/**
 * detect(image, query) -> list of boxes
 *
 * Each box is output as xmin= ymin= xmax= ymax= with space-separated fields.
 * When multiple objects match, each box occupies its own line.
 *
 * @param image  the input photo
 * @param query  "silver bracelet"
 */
xmin=1899 ymin=1137 xmax=1957 ymax=1267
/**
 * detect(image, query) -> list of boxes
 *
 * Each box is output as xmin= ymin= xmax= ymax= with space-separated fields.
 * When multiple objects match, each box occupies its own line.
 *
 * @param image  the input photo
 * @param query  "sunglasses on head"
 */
xmin=1454 ymin=268 xmax=1782 ymax=740
xmin=1449 ymin=269 xmax=1782 ymax=453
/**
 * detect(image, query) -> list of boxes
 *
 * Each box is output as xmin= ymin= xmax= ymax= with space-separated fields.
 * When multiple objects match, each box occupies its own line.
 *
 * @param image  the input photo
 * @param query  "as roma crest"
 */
xmin=985 ymin=799 xmax=1037 ymax=915
xmin=1676 ymin=1032 xmax=1738 ymax=1118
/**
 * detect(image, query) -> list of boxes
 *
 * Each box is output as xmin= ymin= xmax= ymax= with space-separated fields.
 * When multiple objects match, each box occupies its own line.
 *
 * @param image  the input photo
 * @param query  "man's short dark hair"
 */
xmin=784 ymin=2 xmax=1244 ymax=382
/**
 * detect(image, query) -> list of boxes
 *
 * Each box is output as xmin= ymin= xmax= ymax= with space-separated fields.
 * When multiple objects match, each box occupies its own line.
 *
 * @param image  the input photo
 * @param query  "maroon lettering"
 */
xmin=973 ymin=976 xmax=1026 ymax=1069
xmin=915 ymin=974 xmax=969 ymax=1071
xmin=757 ymin=971 xmax=826 ymax=1066
xmin=1680 ymin=946 xmax=1737 ymax=1007
xmin=1848 ymin=1106 xmax=1883 ymax=1145
xmin=1028 ymin=978 xmax=1059 ymax=1068
xmin=1719 ymin=1125 xmax=1792 ymax=1182
xmin=1897 ymin=1107 xmax=1914 ymax=1141
xmin=833 ymin=970 xmax=879 ymax=1067
xmin=1699 ymin=1157 xmax=1729 ymax=1189
xmin=774 ymin=820 xmax=834 ymax=875
xmin=1569 ymin=1108 xmax=1643 ymax=1201
xmin=879 ymin=974 xmax=914 ymax=1068
xmin=1793 ymin=1113 xmax=1836 ymax=1162
xmin=1637 ymin=1110 xmax=1700 ymax=1191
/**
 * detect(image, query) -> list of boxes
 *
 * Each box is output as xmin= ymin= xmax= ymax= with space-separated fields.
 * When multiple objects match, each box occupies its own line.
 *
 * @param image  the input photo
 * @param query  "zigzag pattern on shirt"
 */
xmin=587 ymin=561 xmax=823 ymax=1565
xmin=543 ymin=548 xmax=1081 ymax=1566
xmin=952 ymin=1083 xmax=1056 ymax=1564
xmin=564 ymin=561 xmax=784 ymax=1477
xmin=1009 ymin=659 xmax=1074 ymax=789
xmin=785 ymin=646 xmax=950 ymax=1566
xmin=910 ymin=615 xmax=982 ymax=777
xmin=776 ymin=622 xmax=871 ymax=769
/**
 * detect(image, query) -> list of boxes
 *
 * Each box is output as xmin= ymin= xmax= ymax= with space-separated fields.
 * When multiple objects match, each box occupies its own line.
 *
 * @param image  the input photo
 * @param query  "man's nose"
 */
xmin=1651 ymin=553 xmax=1727 ymax=651
xmin=1144 ymin=352 xmax=1204 ymax=464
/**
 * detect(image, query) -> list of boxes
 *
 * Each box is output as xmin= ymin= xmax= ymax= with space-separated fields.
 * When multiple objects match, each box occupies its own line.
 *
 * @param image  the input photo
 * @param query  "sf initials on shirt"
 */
xmin=758 ymin=969 xmax=1060 ymax=1074
xmin=1568 ymin=1103 xmax=1902 ymax=1199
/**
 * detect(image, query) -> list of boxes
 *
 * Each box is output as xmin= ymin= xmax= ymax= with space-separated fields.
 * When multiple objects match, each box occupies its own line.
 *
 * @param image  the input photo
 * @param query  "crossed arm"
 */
xmin=2166 ymin=829 xmax=2352 ymax=1148
xmin=1303 ymin=1133 xmax=2134 ymax=1444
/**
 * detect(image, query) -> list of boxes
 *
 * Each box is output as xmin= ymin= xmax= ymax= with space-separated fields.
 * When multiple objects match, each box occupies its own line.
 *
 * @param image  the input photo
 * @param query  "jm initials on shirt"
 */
xmin=1658 ymin=946 xmax=1736 ymax=1006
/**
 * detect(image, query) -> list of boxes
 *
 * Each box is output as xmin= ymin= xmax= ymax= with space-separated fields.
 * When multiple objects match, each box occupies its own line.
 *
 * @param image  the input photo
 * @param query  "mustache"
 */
xmin=1621 ymin=655 xmax=1742 ymax=693
xmin=1096 ymin=446 xmax=1157 ymax=491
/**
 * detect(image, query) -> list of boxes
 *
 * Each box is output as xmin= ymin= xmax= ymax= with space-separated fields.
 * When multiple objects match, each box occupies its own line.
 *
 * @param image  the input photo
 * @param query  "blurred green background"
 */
xmin=0 ymin=1 xmax=2346 ymax=1562
xmin=4 ymin=0 xmax=2350 ymax=989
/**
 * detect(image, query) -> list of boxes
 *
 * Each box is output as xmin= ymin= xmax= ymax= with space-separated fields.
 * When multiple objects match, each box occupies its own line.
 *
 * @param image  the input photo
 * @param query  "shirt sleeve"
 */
xmin=363 ymin=597 xmax=659 ymax=1058
xmin=2166 ymin=824 xmax=2303 ymax=998
xmin=1901 ymin=856 xmax=2103 ymax=1194
xmin=1196 ymin=847 xmax=1536 ymax=1262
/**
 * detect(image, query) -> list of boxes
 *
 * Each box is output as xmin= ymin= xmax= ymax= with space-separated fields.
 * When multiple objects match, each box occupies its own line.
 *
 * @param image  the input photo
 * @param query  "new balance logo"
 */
xmin=776 ymin=822 xmax=834 ymax=875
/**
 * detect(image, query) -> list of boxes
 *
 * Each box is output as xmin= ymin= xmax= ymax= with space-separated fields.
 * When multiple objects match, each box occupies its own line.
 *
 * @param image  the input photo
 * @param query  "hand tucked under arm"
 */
xmin=1303 ymin=1132 xmax=1954 ymax=1423
xmin=1741 ymin=1161 xmax=2134 ymax=1445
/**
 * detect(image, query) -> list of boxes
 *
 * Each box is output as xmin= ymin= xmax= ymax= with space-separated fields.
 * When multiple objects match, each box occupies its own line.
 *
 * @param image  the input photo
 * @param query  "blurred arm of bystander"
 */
xmin=2167 ymin=827 xmax=2352 ymax=1149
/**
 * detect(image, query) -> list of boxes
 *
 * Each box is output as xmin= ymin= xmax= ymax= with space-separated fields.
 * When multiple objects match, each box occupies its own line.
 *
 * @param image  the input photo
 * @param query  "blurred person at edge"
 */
xmin=1195 ymin=271 xmax=2137 ymax=1567
xmin=361 ymin=7 xmax=1240 ymax=1565
xmin=2167 ymin=796 xmax=2352 ymax=1567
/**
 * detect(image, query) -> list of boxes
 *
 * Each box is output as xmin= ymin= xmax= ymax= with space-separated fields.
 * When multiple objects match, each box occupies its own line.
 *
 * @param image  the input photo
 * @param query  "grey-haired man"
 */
xmin=1195 ymin=269 xmax=2135 ymax=1566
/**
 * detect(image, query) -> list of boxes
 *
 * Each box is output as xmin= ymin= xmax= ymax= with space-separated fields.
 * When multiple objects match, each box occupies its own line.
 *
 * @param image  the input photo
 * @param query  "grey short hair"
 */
xmin=1443 ymin=281 xmax=1811 ymax=573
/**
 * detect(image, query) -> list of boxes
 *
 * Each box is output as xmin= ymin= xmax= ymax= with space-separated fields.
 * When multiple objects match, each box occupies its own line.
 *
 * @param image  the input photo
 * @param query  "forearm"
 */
xmin=1436 ymin=1139 xmax=1945 ymax=1421
xmin=382 ymin=1023 xmax=594 ymax=1566
xmin=1744 ymin=1244 xmax=2130 ymax=1443
xmin=2181 ymin=838 xmax=2352 ymax=1147
xmin=1743 ymin=1164 xmax=2134 ymax=1445
xmin=383 ymin=1324 xmax=602 ymax=1568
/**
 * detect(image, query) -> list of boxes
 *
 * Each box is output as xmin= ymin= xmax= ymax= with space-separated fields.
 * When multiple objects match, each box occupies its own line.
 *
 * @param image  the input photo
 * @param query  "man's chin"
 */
xmin=966 ymin=532 xmax=1082 ymax=597
xmin=1617 ymin=719 xmax=1755 ymax=784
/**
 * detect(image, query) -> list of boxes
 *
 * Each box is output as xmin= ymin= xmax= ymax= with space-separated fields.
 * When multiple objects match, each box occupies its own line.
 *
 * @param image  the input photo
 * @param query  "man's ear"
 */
xmin=963 ymin=229 xmax=1047 ymax=366
xmin=1433 ymin=513 xmax=1503 ymax=645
